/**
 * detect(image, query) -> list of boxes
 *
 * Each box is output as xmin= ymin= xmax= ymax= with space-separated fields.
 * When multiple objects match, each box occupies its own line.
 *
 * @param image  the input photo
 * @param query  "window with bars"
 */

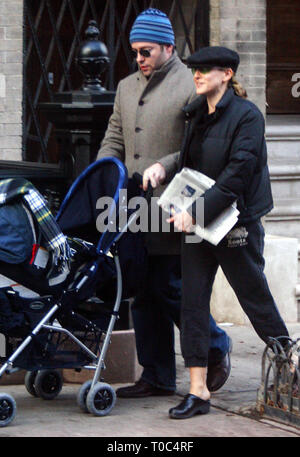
xmin=23 ymin=0 xmax=209 ymax=164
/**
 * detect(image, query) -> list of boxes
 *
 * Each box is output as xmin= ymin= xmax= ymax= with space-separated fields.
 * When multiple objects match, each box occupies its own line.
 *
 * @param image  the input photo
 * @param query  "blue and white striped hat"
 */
xmin=129 ymin=8 xmax=175 ymax=45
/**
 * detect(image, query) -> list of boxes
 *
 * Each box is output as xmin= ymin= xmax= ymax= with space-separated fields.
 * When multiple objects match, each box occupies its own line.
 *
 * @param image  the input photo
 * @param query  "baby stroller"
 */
xmin=0 ymin=157 xmax=146 ymax=427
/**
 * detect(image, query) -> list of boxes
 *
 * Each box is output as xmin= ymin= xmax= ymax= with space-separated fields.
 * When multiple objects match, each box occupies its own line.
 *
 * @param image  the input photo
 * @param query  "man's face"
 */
xmin=131 ymin=42 xmax=173 ymax=77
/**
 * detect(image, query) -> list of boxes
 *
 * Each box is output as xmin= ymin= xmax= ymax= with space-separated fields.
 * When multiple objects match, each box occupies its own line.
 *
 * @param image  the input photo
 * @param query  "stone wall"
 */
xmin=208 ymin=0 xmax=300 ymax=322
xmin=0 ymin=0 xmax=23 ymax=161
xmin=210 ymin=0 xmax=266 ymax=115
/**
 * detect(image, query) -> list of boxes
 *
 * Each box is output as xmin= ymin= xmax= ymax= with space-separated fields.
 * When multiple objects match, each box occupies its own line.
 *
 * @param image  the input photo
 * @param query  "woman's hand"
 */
xmin=167 ymin=210 xmax=195 ymax=233
xmin=143 ymin=163 xmax=166 ymax=191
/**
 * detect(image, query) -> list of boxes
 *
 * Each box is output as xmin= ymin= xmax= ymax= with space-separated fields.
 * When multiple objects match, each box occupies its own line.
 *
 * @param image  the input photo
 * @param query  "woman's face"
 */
xmin=193 ymin=67 xmax=232 ymax=96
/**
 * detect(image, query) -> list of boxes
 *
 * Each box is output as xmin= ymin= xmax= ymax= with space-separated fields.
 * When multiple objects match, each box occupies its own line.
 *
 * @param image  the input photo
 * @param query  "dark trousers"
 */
xmin=132 ymin=254 xmax=230 ymax=390
xmin=181 ymin=220 xmax=289 ymax=367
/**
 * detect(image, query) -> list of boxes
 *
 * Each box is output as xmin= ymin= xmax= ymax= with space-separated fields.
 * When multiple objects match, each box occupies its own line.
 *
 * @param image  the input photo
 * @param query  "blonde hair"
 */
xmin=230 ymin=75 xmax=247 ymax=99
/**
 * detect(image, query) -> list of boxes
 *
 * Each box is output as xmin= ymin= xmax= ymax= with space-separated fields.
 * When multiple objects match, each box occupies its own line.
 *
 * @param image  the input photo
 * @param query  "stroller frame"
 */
xmin=0 ymin=252 xmax=122 ymax=383
xmin=0 ymin=157 xmax=139 ymax=426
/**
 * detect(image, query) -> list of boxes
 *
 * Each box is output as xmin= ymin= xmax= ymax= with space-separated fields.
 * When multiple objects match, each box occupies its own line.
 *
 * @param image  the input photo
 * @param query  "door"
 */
xmin=267 ymin=0 xmax=300 ymax=114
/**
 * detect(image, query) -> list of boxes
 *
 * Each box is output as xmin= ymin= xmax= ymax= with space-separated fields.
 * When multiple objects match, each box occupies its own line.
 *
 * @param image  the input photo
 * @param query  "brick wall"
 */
xmin=0 ymin=0 xmax=23 ymax=161
xmin=210 ymin=0 xmax=266 ymax=115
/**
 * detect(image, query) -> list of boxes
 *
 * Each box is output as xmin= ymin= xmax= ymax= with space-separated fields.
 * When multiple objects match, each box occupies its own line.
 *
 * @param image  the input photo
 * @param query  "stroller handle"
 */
xmin=132 ymin=172 xmax=153 ymax=203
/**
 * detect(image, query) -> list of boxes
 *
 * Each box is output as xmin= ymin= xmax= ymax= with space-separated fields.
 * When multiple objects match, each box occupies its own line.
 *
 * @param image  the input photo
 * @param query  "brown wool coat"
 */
xmin=97 ymin=52 xmax=196 ymax=255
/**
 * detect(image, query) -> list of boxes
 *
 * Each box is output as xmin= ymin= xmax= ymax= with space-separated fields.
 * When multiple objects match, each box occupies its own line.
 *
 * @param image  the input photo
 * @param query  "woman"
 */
xmin=142 ymin=46 xmax=289 ymax=419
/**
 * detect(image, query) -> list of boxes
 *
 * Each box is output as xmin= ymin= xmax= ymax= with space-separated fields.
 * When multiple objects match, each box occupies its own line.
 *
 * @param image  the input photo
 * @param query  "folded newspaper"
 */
xmin=157 ymin=167 xmax=240 ymax=245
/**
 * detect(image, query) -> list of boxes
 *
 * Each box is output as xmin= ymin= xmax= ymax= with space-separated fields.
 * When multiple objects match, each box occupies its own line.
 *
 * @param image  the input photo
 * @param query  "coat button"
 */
xmin=134 ymin=154 xmax=140 ymax=159
xmin=139 ymin=100 xmax=144 ymax=106
xmin=135 ymin=127 xmax=141 ymax=132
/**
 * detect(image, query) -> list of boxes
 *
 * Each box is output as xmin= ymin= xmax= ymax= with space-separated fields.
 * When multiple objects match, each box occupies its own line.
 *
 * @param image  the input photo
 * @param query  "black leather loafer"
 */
xmin=169 ymin=394 xmax=210 ymax=419
xmin=207 ymin=337 xmax=233 ymax=392
xmin=116 ymin=379 xmax=175 ymax=398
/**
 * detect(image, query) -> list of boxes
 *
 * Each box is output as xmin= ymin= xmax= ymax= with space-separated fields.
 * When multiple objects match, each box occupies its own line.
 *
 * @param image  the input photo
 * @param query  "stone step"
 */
xmin=266 ymin=115 xmax=300 ymax=163
xmin=211 ymin=234 xmax=299 ymax=325
xmin=299 ymin=244 xmax=300 ymax=280
xmin=297 ymin=284 xmax=300 ymax=321
xmin=296 ymin=244 xmax=300 ymax=321
xmin=269 ymin=164 xmax=300 ymax=200
xmin=266 ymin=115 xmax=300 ymax=245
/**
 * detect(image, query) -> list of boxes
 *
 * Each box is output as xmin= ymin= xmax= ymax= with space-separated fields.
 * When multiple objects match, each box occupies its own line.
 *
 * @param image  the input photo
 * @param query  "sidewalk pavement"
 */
xmin=0 ymin=323 xmax=300 ymax=438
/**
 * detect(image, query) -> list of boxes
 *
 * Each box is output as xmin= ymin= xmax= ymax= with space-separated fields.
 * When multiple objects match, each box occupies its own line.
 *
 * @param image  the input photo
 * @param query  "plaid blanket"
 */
xmin=0 ymin=178 xmax=71 ymax=277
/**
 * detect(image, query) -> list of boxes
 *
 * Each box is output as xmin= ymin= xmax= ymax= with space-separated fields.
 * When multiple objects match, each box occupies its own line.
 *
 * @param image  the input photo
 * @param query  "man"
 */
xmin=97 ymin=8 xmax=232 ymax=397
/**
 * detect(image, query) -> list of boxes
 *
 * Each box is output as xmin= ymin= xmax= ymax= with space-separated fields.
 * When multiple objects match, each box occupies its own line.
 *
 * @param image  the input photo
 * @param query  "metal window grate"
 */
xmin=23 ymin=0 xmax=209 ymax=164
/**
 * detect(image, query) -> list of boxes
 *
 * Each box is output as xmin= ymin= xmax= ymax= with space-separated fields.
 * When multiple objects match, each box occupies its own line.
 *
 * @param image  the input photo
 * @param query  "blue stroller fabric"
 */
xmin=0 ymin=289 xmax=27 ymax=336
xmin=0 ymin=178 xmax=71 ymax=276
xmin=0 ymin=202 xmax=34 ymax=264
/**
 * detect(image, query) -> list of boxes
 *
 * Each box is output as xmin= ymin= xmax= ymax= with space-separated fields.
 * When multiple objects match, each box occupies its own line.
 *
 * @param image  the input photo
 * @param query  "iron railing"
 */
xmin=256 ymin=336 xmax=300 ymax=428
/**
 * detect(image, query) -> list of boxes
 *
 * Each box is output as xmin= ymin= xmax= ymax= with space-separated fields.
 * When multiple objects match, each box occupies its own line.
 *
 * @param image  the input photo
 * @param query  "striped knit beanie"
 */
xmin=129 ymin=8 xmax=175 ymax=45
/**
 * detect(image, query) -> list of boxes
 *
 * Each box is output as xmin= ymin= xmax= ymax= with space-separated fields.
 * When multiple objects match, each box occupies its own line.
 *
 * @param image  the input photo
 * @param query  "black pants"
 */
xmin=132 ymin=255 xmax=230 ymax=390
xmin=181 ymin=220 xmax=289 ymax=367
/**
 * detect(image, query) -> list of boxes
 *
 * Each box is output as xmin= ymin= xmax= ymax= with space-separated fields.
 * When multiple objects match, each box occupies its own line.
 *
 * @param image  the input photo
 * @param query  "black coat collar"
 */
xmin=182 ymin=87 xmax=235 ymax=119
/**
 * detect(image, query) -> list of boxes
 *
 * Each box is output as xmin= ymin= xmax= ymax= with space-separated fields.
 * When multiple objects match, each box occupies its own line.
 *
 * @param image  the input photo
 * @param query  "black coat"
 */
xmin=179 ymin=88 xmax=273 ymax=226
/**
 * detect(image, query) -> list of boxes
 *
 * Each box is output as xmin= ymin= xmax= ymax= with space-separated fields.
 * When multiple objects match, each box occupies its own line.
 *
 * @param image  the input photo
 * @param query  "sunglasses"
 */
xmin=192 ymin=66 xmax=225 ymax=75
xmin=131 ymin=48 xmax=154 ymax=58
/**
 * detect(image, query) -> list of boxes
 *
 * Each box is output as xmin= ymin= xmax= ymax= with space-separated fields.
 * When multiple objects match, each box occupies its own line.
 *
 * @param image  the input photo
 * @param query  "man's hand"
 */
xmin=167 ymin=210 xmax=195 ymax=233
xmin=143 ymin=163 xmax=166 ymax=191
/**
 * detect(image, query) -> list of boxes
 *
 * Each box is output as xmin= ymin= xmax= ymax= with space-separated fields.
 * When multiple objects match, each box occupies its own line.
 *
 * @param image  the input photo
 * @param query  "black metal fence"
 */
xmin=23 ymin=0 xmax=209 ymax=164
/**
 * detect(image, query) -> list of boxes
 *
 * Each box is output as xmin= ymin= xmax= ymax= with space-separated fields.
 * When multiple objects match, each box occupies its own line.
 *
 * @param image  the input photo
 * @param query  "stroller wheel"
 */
xmin=0 ymin=393 xmax=17 ymax=427
xmin=86 ymin=382 xmax=116 ymax=416
xmin=24 ymin=371 xmax=39 ymax=397
xmin=77 ymin=380 xmax=93 ymax=413
xmin=34 ymin=369 xmax=63 ymax=400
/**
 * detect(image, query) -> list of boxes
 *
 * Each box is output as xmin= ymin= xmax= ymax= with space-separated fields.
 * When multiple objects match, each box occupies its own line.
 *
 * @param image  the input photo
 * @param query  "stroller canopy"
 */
xmin=56 ymin=158 xmax=147 ymax=300
xmin=56 ymin=157 xmax=128 ymax=253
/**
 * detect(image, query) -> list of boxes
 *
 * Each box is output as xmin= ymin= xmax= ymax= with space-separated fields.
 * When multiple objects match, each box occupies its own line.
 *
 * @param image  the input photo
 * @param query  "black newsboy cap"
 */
xmin=187 ymin=46 xmax=240 ymax=73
